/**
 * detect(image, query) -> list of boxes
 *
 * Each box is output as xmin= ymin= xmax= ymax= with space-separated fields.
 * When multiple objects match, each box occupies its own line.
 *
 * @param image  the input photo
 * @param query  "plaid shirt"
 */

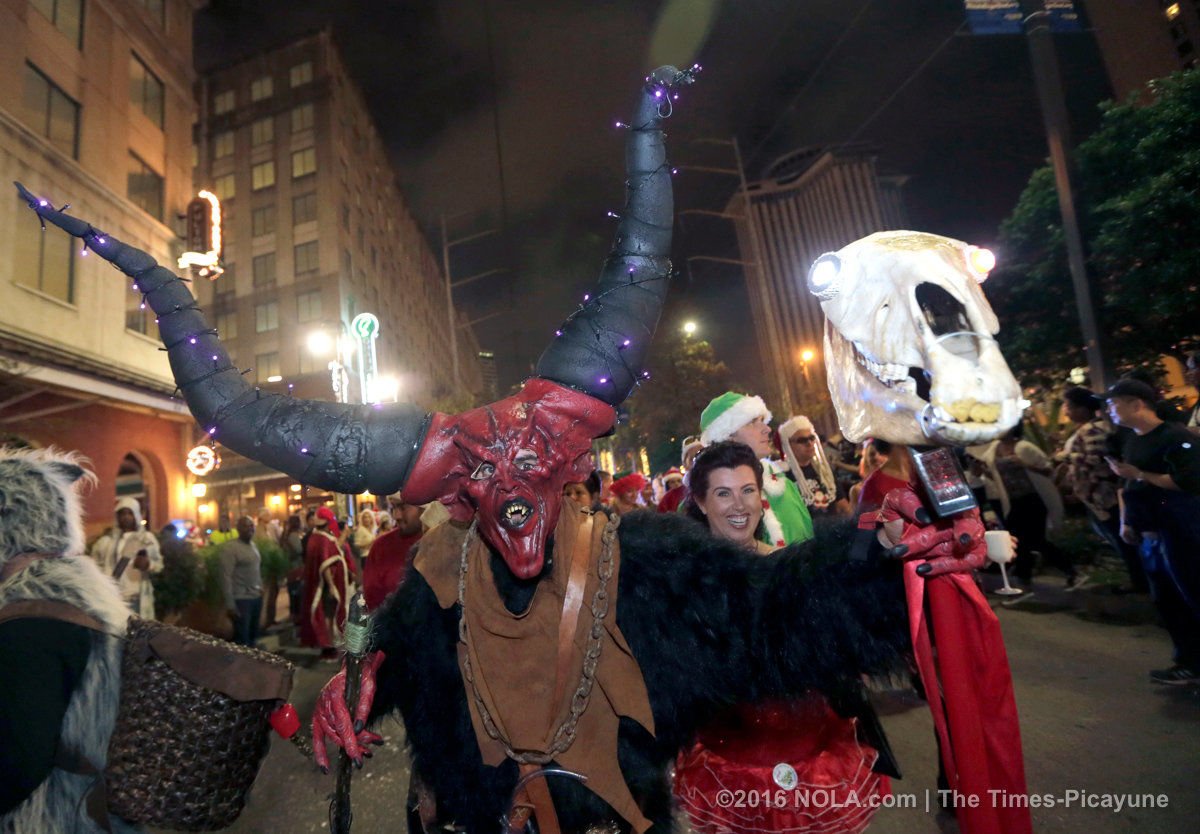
xmin=1061 ymin=418 xmax=1120 ymax=519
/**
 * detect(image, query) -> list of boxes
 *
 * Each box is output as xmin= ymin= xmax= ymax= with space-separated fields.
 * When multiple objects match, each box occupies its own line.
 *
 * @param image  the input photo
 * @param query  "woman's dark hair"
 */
xmin=683 ymin=441 xmax=764 ymax=526
xmin=1063 ymin=386 xmax=1102 ymax=412
xmin=585 ymin=470 xmax=602 ymax=498
xmin=870 ymin=438 xmax=893 ymax=456
xmin=286 ymin=514 xmax=302 ymax=533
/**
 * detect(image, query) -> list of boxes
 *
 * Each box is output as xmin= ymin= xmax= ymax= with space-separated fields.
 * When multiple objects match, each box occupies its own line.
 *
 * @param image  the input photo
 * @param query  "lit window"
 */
xmin=250 ymin=116 xmax=273 ymax=146
xmin=216 ymin=311 xmax=238 ymax=340
xmin=291 ymin=103 xmax=314 ymax=132
xmin=294 ymin=241 xmax=319 ymax=275
xmin=30 ymin=0 xmax=83 ymax=48
xmin=253 ymin=252 xmax=276 ymax=287
xmin=290 ymin=61 xmax=313 ymax=88
xmin=213 ymin=130 xmax=234 ymax=159
xmin=1166 ymin=3 xmax=1181 ymax=21
xmin=127 ymin=152 xmax=163 ymax=220
xmin=252 ymin=205 xmax=276 ymax=236
xmin=255 ymin=301 xmax=279 ymax=333
xmin=22 ymin=63 xmax=79 ymax=159
xmin=255 ymin=352 xmax=280 ymax=383
xmin=12 ymin=194 xmax=75 ymax=302
xmin=291 ymin=147 xmax=316 ymax=178
xmin=126 ymin=292 xmax=152 ymax=335
xmin=129 ymin=54 xmax=164 ymax=128
xmin=213 ymin=173 xmax=235 ymax=201
xmin=251 ymin=160 xmax=276 ymax=190
xmin=213 ymin=89 xmax=235 ymax=115
xmin=292 ymin=192 xmax=317 ymax=225
xmin=251 ymin=75 xmax=274 ymax=101
xmin=297 ymin=290 xmax=322 ymax=323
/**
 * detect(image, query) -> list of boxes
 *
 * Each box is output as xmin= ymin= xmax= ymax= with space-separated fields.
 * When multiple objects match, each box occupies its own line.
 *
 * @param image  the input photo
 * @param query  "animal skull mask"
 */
xmin=808 ymin=231 xmax=1024 ymax=446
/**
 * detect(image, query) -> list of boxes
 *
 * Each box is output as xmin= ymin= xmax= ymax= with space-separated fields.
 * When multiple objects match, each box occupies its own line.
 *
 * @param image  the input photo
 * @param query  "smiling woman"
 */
xmin=684 ymin=441 xmax=770 ymax=554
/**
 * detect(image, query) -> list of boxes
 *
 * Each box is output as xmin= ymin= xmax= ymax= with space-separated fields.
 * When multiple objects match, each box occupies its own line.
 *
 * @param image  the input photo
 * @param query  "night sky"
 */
xmin=196 ymin=0 xmax=1112 ymax=395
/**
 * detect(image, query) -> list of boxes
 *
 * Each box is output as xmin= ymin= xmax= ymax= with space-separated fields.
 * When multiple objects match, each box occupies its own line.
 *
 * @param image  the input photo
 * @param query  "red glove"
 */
xmin=312 ymin=650 xmax=387 ymax=772
xmin=875 ymin=486 xmax=987 ymax=577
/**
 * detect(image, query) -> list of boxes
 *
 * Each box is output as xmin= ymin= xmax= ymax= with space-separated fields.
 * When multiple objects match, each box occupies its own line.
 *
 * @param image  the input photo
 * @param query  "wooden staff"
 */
xmin=330 ymin=591 xmax=371 ymax=834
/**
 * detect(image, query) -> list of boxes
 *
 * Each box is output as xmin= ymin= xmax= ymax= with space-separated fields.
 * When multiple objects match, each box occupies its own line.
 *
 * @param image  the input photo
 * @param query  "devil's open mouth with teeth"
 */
xmin=501 ymin=498 xmax=534 ymax=530
xmin=810 ymin=231 xmax=1026 ymax=446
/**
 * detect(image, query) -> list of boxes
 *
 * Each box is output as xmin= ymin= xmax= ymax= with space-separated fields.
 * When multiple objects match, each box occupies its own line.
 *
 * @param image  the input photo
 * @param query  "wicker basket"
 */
xmin=105 ymin=618 xmax=294 ymax=831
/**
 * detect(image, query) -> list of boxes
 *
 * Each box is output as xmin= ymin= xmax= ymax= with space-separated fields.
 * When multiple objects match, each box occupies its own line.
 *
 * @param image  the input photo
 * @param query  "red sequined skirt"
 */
xmin=674 ymin=697 xmax=887 ymax=834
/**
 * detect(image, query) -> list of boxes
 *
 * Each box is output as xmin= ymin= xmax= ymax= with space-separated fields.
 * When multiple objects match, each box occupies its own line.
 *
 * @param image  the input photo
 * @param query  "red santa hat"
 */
xmin=314 ymin=506 xmax=340 ymax=536
xmin=610 ymin=473 xmax=647 ymax=499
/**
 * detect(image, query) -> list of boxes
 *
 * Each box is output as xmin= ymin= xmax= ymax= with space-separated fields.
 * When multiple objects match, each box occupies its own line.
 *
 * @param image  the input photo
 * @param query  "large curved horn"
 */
xmin=14 ymin=182 xmax=427 ymax=495
xmin=534 ymin=64 xmax=699 ymax=406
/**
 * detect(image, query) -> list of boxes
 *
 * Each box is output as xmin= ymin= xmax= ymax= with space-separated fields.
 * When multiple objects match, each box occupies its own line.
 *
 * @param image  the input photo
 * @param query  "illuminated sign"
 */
xmin=177 ymin=190 xmax=225 ymax=280
xmin=186 ymin=445 xmax=220 ymax=476
xmin=351 ymin=313 xmax=380 ymax=341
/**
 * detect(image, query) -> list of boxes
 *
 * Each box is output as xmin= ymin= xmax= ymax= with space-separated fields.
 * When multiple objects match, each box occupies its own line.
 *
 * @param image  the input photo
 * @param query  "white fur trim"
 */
xmin=761 ymin=459 xmax=787 ymax=497
xmin=761 ymin=502 xmax=785 ymax=549
xmin=701 ymin=395 xmax=772 ymax=445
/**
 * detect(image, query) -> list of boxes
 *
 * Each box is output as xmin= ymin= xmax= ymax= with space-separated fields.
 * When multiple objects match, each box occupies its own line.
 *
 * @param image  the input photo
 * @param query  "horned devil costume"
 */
xmin=16 ymin=67 xmax=1009 ymax=834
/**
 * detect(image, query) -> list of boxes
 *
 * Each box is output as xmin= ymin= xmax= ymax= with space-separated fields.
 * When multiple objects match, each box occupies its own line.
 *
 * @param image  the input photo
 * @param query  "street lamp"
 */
xmin=683 ymin=321 xmax=698 ymax=337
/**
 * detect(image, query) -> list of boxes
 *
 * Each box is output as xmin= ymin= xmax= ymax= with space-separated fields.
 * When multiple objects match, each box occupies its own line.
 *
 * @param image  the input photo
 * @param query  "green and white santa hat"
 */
xmin=699 ymin=391 xmax=772 ymax=446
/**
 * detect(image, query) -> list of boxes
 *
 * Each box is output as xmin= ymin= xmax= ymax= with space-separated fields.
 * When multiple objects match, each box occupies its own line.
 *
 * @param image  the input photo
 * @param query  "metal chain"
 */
xmin=456 ymin=512 xmax=620 ymax=765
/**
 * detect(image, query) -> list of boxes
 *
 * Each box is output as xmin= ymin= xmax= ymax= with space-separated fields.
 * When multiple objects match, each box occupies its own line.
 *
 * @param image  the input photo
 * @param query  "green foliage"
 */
xmin=256 ymin=535 xmax=290 ymax=584
xmin=197 ymin=544 xmax=224 ymax=608
xmin=991 ymin=69 xmax=1200 ymax=388
xmin=618 ymin=334 xmax=734 ymax=471
xmin=151 ymin=534 xmax=205 ymax=618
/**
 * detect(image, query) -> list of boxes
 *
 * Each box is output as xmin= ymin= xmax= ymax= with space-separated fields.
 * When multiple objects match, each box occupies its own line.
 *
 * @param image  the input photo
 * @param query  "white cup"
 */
xmin=985 ymin=530 xmax=1015 ymax=564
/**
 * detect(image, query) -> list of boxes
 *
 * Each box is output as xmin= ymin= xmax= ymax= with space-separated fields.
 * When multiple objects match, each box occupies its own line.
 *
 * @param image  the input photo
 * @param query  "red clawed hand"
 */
xmin=312 ymin=650 xmax=387 ymax=772
xmin=877 ymin=486 xmax=988 ymax=577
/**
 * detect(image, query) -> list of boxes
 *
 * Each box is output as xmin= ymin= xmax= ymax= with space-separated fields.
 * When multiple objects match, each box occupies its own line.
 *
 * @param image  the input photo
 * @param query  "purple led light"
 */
xmin=583 ymin=293 xmax=590 ymax=301
xmin=555 ymin=329 xmax=563 ymax=337
xmin=189 ymin=337 xmax=197 ymax=344
xmin=80 ymin=249 xmax=88 ymax=256
xmin=599 ymin=377 xmax=608 ymax=384
xmin=622 ymin=339 xmax=631 ymax=347
xmin=132 ymin=284 xmax=139 ymax=291
xmin=642 ymin=371 xmax=651 ymax=379
xmin=671 ymin=168 xmax=678 ymax=175
xmin=654 ymin=89 xmax=663 ymax=98
xmin=38 ymin=200 xmax=48 ymax=207
xmin=301 ymin=447 xmax=309 ymax=454
xmin=207 ymin=427 xmax=216 ymax=435
xmin=97 ymin=237 xmax=106 ymax=245
xmin=140 ymin=303 xmax=146 ymax=310
xmin=212 ymin=355 xmax=218 ymax=361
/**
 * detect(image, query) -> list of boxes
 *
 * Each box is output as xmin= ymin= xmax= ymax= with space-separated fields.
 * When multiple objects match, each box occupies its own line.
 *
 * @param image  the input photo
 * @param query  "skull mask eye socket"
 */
xmin=471 ymin=461 xmax=496 ymax=481
xmin=807 ymin=253 xmax=841 ymax=301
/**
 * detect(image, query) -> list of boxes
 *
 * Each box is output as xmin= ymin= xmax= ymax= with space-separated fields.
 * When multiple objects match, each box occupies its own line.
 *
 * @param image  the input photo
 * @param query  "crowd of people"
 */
xmin=563 ymin=369 xmax=1200 ymax=689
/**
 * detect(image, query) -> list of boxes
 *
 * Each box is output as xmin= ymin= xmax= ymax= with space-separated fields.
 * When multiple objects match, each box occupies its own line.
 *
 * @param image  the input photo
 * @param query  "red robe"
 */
xmin=362 ymin=528 xmax=422 ymax=611
xmin=857 ymin=469 xmax=1031 ymax=834
xmin=300 ymin=530 xmax=356 ymax=649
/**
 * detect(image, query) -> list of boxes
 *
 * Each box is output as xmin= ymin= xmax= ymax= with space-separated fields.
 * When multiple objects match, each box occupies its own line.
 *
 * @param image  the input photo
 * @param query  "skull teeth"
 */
xmin=853 ymin=343 xmax=912 ymax=386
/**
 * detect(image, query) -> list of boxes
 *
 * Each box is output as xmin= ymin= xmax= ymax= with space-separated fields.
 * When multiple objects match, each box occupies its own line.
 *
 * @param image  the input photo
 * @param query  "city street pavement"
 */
xmin=197 ymin=577 xmax=1199 ymax=834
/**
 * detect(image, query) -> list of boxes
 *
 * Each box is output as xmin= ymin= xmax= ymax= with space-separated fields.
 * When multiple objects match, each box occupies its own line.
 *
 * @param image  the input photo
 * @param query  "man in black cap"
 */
xmin=1058 ymin=387 xmax=1147 ymax=592
xmin=1105 ymin=378 xmax=1200 ymax=685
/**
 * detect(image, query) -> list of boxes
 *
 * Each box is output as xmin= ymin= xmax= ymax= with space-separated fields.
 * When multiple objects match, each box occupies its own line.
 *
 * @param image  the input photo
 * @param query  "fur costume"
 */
xmin=0 ymin=448 xmax=136 ymax=833
xmin=369 ymin=512 xmax=908 ymax=833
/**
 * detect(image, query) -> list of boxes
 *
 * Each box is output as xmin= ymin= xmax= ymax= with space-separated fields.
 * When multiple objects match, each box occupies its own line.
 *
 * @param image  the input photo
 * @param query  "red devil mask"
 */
xmin=403 ymin=379 xmax=615 ymax=578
